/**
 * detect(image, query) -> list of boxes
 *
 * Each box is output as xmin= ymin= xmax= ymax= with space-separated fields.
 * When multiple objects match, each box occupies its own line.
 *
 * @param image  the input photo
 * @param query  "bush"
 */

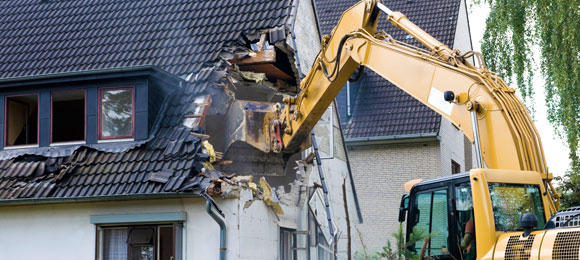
xmin=354 ymin=223 xmax=432 ymax=260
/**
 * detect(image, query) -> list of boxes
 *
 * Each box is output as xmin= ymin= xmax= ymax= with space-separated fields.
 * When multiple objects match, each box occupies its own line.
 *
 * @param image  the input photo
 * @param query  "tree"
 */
xmin=474 ymin=0 xmax=580 ymax=207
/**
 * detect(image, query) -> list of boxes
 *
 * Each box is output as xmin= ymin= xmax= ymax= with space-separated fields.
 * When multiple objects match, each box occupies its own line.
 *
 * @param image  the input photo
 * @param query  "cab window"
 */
xmin=489 ymin=183 xmax=546 ymax=231
xmin=413 ymin=189 xmax=450 ymax=256
xmin=455 ymin=183 xmax=476 ymax=260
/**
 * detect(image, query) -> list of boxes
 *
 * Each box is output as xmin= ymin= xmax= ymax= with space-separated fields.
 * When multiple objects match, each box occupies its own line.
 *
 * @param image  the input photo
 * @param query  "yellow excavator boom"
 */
xmin=271 ymin=0 xmax=558 ymax=213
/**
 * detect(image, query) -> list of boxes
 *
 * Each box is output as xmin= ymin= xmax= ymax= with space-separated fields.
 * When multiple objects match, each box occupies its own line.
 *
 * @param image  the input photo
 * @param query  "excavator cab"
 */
xmin=401 ymin=173 xmax=474 ymax=259
xmin=400 ymin=169 xmax=554 ymax=259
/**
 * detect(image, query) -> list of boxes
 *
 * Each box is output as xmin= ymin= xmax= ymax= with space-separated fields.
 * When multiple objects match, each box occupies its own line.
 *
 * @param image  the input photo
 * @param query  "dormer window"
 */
xmin=0 ymin=67 xmax=174 ymax=150
xmin=98 ymin=86 xmax=134 ymax=141
xmin=51 ymin=89 xmax=86 ymax=144
xmin=5 ymin=94 xmax=39 ymax=147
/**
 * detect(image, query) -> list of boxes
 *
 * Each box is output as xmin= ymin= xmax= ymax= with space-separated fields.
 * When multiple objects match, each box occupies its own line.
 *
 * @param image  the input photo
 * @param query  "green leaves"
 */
xmin=354 ymin=223 xmax=431 ymax=260
xmin=477 ymin=0 xmax=580 ymax=202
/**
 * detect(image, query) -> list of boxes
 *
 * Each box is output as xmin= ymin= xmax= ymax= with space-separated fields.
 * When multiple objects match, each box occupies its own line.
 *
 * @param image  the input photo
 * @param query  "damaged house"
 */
xmin=0 ymin=0 xmax=361 ymax=259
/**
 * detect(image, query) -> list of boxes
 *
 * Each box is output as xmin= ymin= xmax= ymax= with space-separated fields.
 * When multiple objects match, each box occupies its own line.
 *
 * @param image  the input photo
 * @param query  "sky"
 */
xmin=466 ymin=1 xmax=571 ymax=177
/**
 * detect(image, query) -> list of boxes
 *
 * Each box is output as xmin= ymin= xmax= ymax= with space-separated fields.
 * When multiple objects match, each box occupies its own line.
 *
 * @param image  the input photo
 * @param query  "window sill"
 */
xmin=4 ymin=144 xmax=40 ymax=150
xmin=50 ymin=141 xmax=86 ymax=147
xmin=97 ymin=138 xmax=135 ymax=144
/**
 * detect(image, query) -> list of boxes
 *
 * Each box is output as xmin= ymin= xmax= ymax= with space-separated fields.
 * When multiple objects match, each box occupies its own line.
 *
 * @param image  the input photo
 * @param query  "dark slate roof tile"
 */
xmin=315 ymin=0 xmax=461 ymax=138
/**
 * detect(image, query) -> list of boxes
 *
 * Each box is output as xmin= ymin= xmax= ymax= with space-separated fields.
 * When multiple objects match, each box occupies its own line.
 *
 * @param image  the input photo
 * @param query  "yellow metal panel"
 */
xmin=470 ymin=169 xmax=497 ymax=259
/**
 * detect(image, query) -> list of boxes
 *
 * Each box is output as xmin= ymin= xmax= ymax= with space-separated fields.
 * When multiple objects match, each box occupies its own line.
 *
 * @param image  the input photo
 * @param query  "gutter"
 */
xmin=345 ymin=133 xmax=440 ymax=147
xmin=0 ymin=65 xmax=179 ymax=88
xmin=204 ymin=195 xmax=227 ymax=260
xmin=0 ymin=192 xmax=202 ymax=207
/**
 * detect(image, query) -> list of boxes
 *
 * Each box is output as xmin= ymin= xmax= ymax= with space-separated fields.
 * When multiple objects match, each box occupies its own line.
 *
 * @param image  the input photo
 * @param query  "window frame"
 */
xmin=451 ymin=160 xmax=461 ymax=174
xmin=488 ymin=183 xmax=546 ymax=231
xmin=50 ymin=89 xmax=87 ymax=145
xmin=280 ymin=227 xmax=297 ymax=260
xmin=96 ymin=223 xmax=182 ymax=260
xmin=97 ymin=86 xmax=135 ymax=141
xmin=408 ymin=186 xmax=452 ymax=258
xmin=4 ymin=93 xmax=40 ymax=148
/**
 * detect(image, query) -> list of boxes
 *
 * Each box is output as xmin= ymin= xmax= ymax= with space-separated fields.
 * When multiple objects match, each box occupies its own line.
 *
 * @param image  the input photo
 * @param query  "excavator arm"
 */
xmin=269 ymin=0 xmax=559 ymax=212
xmin=225 ymin=0 xmax=559 ymax=213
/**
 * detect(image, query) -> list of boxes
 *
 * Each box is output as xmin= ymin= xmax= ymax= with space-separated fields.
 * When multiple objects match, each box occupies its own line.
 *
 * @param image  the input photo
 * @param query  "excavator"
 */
xmin=224 ymin=0 xmax=580 ymax=259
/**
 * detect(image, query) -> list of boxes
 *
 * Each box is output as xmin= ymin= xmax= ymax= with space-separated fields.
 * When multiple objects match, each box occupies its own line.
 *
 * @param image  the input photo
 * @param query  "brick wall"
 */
xmin=347 ymin=142 xmax=442 ymax=252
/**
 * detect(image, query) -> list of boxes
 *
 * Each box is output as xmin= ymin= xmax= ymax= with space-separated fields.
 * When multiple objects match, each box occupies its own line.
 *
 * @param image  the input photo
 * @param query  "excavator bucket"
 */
xmin=224 ymin=99 xmax=274 ymax=154
xmin=215 ymin=99 xmax=288 ymax=176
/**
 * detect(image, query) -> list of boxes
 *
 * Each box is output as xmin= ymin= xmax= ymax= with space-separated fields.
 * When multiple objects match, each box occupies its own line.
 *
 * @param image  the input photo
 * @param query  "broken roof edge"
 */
xmin=345 ymin=132 xmax=440 ymax=146
xmin=0 ymin=192 xmax=203 ymax=207
xmin=0 ymin=65 xmax=182 ymax=88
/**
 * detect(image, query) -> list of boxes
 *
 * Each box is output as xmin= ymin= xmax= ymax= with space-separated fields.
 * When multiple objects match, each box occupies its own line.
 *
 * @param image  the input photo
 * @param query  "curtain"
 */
xmin=103 ymin=228 xmax=128 ymax=260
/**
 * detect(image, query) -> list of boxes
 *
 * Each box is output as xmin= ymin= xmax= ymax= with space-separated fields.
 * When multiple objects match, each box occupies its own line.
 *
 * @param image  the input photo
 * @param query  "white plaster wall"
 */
xmin=439 ymin=117 xmax=468 ymax=174
xmin=0 ymin=197 xmax=260 ymax=260
xmin=235 ymin=189 xmax=280 ymax=260
xmin=292 ymin=0 xmax=322 ymax=76
xmin=453 ymin=0 xmax=474 ymax=63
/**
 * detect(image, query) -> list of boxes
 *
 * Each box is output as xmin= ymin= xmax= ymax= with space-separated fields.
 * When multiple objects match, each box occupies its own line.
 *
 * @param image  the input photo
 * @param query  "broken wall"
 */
xmin=199 ymin=0 xmax=361 ymax=258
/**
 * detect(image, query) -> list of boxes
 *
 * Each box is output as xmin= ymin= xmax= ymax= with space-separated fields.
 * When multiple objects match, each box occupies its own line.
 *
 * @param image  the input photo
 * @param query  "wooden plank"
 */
xmin=239 ymin=64 xmax=293 ymax=82
xmin=233 ymin=49 xmax=276 ymax=65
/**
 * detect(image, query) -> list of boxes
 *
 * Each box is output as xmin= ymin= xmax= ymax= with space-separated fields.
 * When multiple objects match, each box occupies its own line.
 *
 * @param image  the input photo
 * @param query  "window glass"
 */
xmin=158 ymin=226 xmax=174 ymax=260
xmin=455 ymin=183 xmax=476 ymax=260
xmin=100 ymin=88 xmax=133 ymax=139
xmin=413 ymin=189 xmax=449 ymax=256
xmin=309 ymin=211 xmax=333 ymax=260
xmin=6 ymin=95 xmax=38 ymax=146
xmin=52 ymin=90 xmax=85 ymax=143
xmin=489 ymin=183 xmax=546 ymax=231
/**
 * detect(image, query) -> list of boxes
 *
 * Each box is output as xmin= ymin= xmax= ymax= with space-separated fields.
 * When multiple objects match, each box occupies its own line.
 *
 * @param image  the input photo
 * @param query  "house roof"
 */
xmin=0 ymin=69 xmax=217 ymax=201
xmin=315 ymin=0 xmax=463 ymax=139
xmin=0 ymin=0 xmax=292 ymax=80
xmin=0 ymin=0 xmax=294 ymax=202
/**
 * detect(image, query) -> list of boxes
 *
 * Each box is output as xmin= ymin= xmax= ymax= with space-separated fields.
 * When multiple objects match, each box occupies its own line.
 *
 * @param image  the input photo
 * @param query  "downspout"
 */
xmin=289 ymin=29 xmax=304 ymax=81
xmin=204 ymin=194 xmax=227 ymax=260
xmin=346 ymin=81 xmax=351 ymax=116
xmin=334 ymin=102 xmax=363 ymax=223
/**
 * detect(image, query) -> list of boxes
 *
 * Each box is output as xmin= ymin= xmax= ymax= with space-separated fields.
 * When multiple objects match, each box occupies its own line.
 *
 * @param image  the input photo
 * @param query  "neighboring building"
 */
xmin=314 ymin=0 xmax=475 ymax=252
xmin=0 ymin=1 xmax=361 ymax=259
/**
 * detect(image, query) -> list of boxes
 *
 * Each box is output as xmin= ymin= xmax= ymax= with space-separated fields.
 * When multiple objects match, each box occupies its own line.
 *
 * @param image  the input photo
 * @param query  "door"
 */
xmin=408 ymin=187 xmax=453 ymax=259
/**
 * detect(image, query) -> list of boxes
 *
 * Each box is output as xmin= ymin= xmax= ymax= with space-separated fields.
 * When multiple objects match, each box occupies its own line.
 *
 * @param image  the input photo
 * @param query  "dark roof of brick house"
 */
xmin=315 ymin=0 xmax=463 ymax=139
xmin=0 ymin=0 xmax=292 ymax=79
xmin=0 ymin=0 xmax=294 ymax=201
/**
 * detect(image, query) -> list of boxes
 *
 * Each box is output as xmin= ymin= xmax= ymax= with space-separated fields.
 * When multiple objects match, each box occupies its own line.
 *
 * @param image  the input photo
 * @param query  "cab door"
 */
xmin=407 ymin=184 xmax=454 ymax=259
